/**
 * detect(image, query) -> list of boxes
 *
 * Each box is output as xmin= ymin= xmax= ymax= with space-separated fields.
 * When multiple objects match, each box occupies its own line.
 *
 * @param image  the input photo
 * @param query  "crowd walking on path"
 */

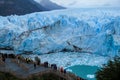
xmin=0 ymin=53 xmax=85 ymax=80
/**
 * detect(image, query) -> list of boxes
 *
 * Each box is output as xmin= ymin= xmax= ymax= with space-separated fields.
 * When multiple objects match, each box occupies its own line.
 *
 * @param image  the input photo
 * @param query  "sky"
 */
xmin=50 ymin=0 xmax=120 ymax=8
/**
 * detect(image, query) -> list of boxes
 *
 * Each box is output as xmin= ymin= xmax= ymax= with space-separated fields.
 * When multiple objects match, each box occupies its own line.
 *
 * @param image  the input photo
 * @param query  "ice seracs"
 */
xmin=0 ymin=8 xmax=120 ymax=57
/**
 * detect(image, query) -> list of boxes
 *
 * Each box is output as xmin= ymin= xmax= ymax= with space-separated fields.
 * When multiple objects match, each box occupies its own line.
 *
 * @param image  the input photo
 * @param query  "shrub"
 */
xmin=96 ymin=56 xmax=120 ymax=80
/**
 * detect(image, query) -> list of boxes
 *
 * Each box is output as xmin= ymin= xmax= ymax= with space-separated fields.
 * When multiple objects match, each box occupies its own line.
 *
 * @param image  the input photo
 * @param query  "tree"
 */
xmin=96 ymin=56 xmax=120 ymax=80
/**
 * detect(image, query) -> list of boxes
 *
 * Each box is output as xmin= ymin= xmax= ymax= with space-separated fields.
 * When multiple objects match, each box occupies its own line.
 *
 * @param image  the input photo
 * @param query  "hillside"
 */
xmin=0 ymin=0 xmax=47 ymax=16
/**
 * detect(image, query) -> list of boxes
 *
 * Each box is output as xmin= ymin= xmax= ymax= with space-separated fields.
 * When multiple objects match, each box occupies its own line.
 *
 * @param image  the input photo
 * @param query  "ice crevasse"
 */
xmin=0 ymin=8 xmax=120 ymax=57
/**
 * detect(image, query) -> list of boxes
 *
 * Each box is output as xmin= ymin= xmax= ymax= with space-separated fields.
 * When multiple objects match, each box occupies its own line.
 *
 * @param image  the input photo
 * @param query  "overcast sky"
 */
xmin=50 ymin=0 xmax=120 ymax=8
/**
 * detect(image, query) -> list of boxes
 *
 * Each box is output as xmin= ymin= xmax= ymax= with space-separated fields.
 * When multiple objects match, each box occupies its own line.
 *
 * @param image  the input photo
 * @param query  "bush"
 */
xmin=96 ymin=56 xmax=120 ymax=80
xmin=0 ymin=72 xmax=20 ymax=80
xmin=0 ymin=71 xmax=65 ymax=80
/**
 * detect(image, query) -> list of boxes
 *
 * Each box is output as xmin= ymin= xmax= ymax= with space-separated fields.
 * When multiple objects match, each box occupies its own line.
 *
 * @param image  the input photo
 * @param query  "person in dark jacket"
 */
xmin=64 ymin=69 xmax=66 ymax=74
xmin=34 ymin=62 xmax=36 ymax=69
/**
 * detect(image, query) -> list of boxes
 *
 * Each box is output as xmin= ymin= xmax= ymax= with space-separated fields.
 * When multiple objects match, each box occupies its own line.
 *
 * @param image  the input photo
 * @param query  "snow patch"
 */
xmin=87 ymin=74 xmax=95 ymax=79
xmin=24 ymin=52 xmax=109 ymax=68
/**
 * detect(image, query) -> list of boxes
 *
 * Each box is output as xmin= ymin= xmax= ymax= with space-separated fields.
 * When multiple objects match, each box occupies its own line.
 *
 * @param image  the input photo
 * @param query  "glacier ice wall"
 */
xmin=0 ymin=8 xmax=120 ymax=56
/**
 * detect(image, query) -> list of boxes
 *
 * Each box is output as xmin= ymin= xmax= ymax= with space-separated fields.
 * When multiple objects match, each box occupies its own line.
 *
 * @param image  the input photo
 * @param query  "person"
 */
xmin=64 ymin=69 xmax=66 ymax=74
xmin=76 ymin=77 xmax=80 ymax=80
xmin=34 ymin=62 xmax=36 ymax=69
xmin=35 ymin=56 xmax=41 ymax=65
xmin=1 ymin=54 xmax=5 ymax=62
xmin=4 ymin=54 xmax=7 ymax=58
xmin=60 ymin=67 xmax=64 ymax=73
xmin=26 ymin=58 xmax=29 ymax=63
xmin=51 ymin=64 xmax=57 ymax=70
xmin=77 ymin=76 xmax=85 ymax=80
xmin=54 ymin=65 xmax=57 ymax=70
xmin=44 ymin=62 xmax=48 ymax=67
xmin=2 ymin=56 xmax=5 ymax=62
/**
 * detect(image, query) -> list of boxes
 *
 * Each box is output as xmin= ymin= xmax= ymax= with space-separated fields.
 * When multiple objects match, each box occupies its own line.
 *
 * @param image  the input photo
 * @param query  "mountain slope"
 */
xmin=39 ymin=0 xmax=65 ymax=10
xmin=0 ymin=0 xmax=47 ymax=16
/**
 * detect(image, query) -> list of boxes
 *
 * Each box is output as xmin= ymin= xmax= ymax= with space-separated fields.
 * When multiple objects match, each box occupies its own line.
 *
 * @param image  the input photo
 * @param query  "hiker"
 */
xmin=54 ymin=66 xmax=57 ymax=70
xmin=51 ymin=64 xmax=57 ymax=70
xmin=16 ymin=55 xmax=19 ymax=59
xmin=64 ymin=69 xmax=66 ymax=74
xmin=2 ymin=54 xmax=4 ymax=58
xmin=4 ymin=54 xmax=7 ymax=58
xmin=26 ymin=58 xmax=30 ymax=63
xmin=1 ymin=54 xmax=6 ymax=62
xmin=44 ymin=62 xmax=48 ymax=67
xmin=48 ymin=63 xmax=51 ymax=68
xmin=77 ymin=77 xmax=80 ymax=80
xmin=34 ymin=56 xmax=41 ymax=65
xmin=77 ymin=76 xmax=84 ymax=80
xmin=34 ymin=62 xmax=36 ymax=69
xmin=60 ymin=67 xmax=64 ymax=73
xmin=2 ymin=56 xmax=5 ymax=62
xmin=8 ymin=54 xmax=16 ymax=59
xmin=19 ymin=56 xmax=25 ymax=62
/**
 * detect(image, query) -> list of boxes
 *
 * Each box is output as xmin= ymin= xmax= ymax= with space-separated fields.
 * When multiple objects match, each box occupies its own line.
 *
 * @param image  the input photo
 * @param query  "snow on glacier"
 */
xmin=0 ymin=8 xmax=120 ymax=57
xmin=23 ymin=52 xmax=109 ymax=68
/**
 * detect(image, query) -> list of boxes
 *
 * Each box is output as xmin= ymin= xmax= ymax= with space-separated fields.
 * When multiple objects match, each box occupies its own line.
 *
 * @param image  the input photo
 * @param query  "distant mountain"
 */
xmin=0 ymin=0 xmax=48 ymax=16
xmin=36 ymin=0 xmax=65 ymax=10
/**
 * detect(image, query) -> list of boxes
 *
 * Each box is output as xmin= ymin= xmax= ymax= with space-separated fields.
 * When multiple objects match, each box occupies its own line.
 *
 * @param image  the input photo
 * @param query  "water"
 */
xmin=67 ymin=65 xmax=100 ymax=80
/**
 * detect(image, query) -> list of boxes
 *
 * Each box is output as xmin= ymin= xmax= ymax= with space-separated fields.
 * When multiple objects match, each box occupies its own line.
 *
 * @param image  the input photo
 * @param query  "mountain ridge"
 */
xmin=0 ymin=0 xmax=48 ymax=16
xmin=39 ymin=0 xmax=65 ymax=10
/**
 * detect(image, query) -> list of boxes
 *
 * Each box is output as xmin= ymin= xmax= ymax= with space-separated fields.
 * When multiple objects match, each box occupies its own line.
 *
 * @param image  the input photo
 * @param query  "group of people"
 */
xmin=0 ymin=53 xmax=16 ymax=63
xmin=0 ymin=53 xmax=85 ymax=80
xmin=0 ymin=53 xmax=6 ymax=62
xmin=77 ymin=76 xmax=85 ymax=80
xmin=34 ymin=59 xmax=67 ymax=74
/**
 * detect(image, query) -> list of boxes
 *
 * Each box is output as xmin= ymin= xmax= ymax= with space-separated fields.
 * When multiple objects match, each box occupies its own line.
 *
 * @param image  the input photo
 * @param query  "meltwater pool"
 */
xmin=67 ymin=65 xmax=100 ymax=80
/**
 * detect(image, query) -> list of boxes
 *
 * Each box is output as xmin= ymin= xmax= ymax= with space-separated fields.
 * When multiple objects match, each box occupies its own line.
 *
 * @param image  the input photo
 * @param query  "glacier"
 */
xmin=0 ymin=8 xmax=120 ymax=57
xmin=23 ymin=52 xmax=109 ymax=67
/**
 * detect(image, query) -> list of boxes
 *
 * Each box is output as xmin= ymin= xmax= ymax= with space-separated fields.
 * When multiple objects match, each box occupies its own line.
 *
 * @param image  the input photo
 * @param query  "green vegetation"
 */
xmin=96 ymin=56 xmax=120 ymax=80
xmin=0 ymin=71 xmax=66 ymax=80
xmin=0 ymin=0 xmax=46 ymax=16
